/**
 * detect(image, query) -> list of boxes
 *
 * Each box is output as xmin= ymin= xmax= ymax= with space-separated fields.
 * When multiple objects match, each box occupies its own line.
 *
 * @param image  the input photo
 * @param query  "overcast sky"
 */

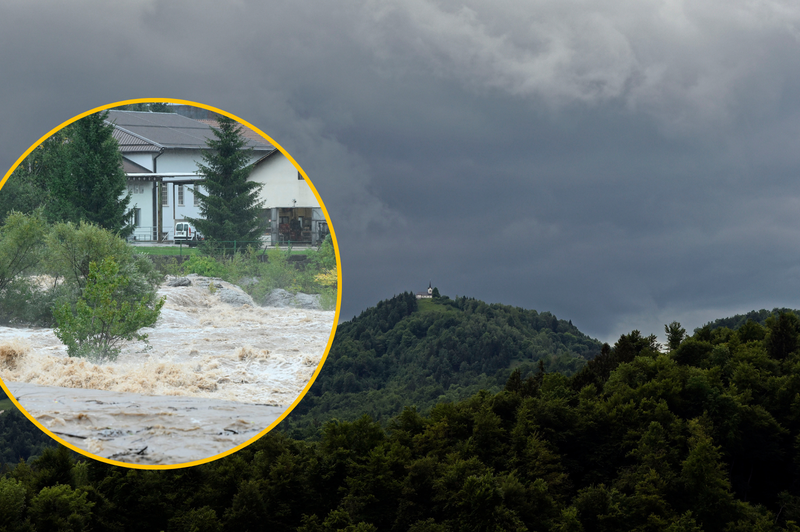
xmin=3 ymin=0 xmax=800 ymax=344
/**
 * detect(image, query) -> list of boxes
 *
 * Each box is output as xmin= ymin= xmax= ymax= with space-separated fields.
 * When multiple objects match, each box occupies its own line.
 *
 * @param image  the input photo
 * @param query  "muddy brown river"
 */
xmin=0 ymin=276 xmax=336 ymax=466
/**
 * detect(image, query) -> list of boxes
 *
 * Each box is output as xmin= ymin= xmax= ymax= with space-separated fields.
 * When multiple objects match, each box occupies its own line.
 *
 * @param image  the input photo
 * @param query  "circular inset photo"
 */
xmin=0 ymin=99 xmax=341 ymax=468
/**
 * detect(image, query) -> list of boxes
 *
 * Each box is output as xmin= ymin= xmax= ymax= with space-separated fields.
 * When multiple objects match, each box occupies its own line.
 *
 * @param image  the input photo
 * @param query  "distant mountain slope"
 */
xmin=282 ymin=292 xmax=603 ymax=438
xmin=700 ymin=308 xmax=800 ymax=332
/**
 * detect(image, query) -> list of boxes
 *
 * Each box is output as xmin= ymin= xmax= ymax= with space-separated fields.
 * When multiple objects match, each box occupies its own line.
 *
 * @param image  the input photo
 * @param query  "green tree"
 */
xmin=53 ymin=257 xmax=165 ymax=360
xmin=168 ymin=506 xmax=223 ymax=532
xmin=28 ymin=484 xmax=94 ymax=532
xmin=0 ymin=129 xmax=68 ymax=222
xmin=665 ymin=321 xmax=686 ymax=351
xmin=188 ymin=116 xmax=265 ymax=246
xmin=679 ymin=420 xmax=739 ymax=530
xmin=765 ymin=312 xmax=800 ymax=360
xmin=0 ymin=477 xmax=27 ymax=531
xmin=46 ymin=111 xmax=133 ymax=236
xmin=0 ymin=211 xmax=47 ymax=292
xmin=0 ymin=174 xmax=48 ymax=224
xmin=44 ymin=221 xmax=160 ymax=297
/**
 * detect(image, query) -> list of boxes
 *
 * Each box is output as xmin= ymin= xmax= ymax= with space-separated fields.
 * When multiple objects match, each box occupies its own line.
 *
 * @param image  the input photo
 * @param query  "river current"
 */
xmin=0 ymin=276 xmax=336 ymax=465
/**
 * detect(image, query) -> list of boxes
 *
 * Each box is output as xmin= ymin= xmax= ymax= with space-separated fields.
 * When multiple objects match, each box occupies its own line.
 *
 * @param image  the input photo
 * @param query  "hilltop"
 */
xmin=280 ymin=291 xmax=603 ymax=438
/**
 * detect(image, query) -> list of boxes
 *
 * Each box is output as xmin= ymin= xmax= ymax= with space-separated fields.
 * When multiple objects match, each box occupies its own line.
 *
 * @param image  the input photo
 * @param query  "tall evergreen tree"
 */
xmin=188 ymin=116 xmax=265 ymax=245
xmin=47 ymin=111 xmax=133 ymax=236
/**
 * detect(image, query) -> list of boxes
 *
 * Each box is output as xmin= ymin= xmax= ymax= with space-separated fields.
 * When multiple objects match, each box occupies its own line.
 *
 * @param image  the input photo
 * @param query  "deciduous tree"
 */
xmin=53 ymin=257 xmax=164 ymax=360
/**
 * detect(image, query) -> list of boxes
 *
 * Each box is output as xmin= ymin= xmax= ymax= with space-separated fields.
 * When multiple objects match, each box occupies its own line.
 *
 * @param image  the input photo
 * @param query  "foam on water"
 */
xmin=0 ymin=277 xmax=335 ymax=463
xmin=0 ymin=278 xmax=334 ymax=405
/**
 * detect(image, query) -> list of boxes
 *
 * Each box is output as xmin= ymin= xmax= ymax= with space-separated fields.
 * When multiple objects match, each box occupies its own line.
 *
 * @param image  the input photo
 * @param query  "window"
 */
xmin=161 ymin=185 xmax=168 ymax=206
xmin=177 ymin=185 xmax=184 ymax=206
xmin=193 ymin=187 xmax=201 ymax=206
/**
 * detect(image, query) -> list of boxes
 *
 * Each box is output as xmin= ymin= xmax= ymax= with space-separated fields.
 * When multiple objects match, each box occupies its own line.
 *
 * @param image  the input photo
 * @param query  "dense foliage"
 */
xmin=3 ymin=112 xmax=133 ymax=236
xmin=0 ymin=410 xmax=55 ymax=467
xmin=700 ymin=308 xmax=800 ymax=333
xmin=281 ymin=292 xmax=602 ymax=438
xmin=53 ymin=257 xmax=165 ymax=360
xmin=172 ymin=235 xmax=338 ymax=309
xmin=0 ymin=211 xmax=47 ymax=294
xmin=188 ymin=116 xmax=266 ymax=244
xmin=4 ymin=314 xmax=800 ymax=529
xmin=0 ymin=215 xmax=164 ymax=357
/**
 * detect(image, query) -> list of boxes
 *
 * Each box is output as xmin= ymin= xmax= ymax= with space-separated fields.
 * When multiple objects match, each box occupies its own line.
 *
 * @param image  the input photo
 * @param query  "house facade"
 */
xmin=248 ymin=152 xmax=326 ymax=246
xmin=107 ymin=110 xmax=274 ymax=241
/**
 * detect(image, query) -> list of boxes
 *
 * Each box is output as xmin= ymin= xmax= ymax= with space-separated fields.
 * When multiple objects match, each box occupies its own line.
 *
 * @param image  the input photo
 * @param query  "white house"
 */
xmin=248 ymin=151 xmax=326 ymax=246
xmin=107 ymin=110 xmax=273 ymax=241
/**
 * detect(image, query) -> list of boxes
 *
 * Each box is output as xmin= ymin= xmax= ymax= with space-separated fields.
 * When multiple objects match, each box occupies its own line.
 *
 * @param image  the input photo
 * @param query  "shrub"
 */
xmin=44 ymin=221 xmax=132 ymax=288
xmin=40 ymin=222 xmax=162 ymax=329
xmin=0 ymin=210 xmax=47 ymax=292
xmin=249 ymin=246 xmax=297 ymax=300
xmin=181 ymin=255 xmax=226 ymax=278
xmin=53 ymin=257 xmax=165 ymax=360
xmin=0 ymin=277 xmax=71 ymax=326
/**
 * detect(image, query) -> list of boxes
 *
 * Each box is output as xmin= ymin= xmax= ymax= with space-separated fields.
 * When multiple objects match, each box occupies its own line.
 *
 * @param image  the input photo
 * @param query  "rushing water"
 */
xmin=0 ymin=276 xmax=336 ymax=465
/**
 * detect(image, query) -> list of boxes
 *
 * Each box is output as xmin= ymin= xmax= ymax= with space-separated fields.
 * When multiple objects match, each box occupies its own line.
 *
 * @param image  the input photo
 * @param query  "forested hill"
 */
xmin=4 ymin=316 xmax=800 ymax=530
xmin=700 ymin=307 xmax=800 ymax=333
xmin=281 ymin=291 xmax=603 ymax=438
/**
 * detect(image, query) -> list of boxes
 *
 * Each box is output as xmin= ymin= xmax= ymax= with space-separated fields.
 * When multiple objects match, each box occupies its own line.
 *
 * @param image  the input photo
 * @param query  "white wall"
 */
xmin=156 ymin=151 xmax=202 ymax=174
xmin=125 ymin=180 xmax=155 ymax=241
xmin=156 ymin=150 xmax=264 ymax=174
xmin=248 ymin=153 xmax=320 ymax=208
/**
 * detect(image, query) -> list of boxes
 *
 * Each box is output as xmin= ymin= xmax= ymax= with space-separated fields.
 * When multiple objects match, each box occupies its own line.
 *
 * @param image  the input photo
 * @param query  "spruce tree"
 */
xmin=188 ymin=116 xmax=265 ymax=246
xmin=47 ymin=111 xmax=133 ymax=236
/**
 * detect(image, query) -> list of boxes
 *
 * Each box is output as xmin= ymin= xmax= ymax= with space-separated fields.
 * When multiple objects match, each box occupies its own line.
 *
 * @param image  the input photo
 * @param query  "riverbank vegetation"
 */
xmin=0 ymin=211 xmax=337 ymax=354
xmin=163 ymin=235 xmax=338 ymax=310
xmin=0 ymin=213 xmax=164 ymax=359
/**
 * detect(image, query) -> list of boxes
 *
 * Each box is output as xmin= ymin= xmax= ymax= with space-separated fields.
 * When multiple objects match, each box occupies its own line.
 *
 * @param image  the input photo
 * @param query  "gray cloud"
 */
xmin=3 ymin=0 xmax=800 ymax=345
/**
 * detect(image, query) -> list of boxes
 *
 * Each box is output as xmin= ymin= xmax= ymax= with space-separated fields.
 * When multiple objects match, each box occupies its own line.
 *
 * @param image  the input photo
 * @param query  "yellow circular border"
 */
xmin=0 ymin=98 xmax=343 ymax=470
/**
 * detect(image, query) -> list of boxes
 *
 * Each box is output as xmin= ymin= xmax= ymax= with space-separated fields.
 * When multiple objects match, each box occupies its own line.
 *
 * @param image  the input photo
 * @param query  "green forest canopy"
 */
xmin=3 ymin=312 xmax=800 ymax=530
xmin=280 ymin=292 xmax=603 ymax=438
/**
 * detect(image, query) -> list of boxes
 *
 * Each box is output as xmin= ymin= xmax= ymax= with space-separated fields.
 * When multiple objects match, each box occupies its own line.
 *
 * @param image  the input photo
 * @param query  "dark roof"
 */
xmin=114 ymin=128 xmax=159 ymax=153
xmin=105 ymin=110 xmax=273 ymax=153
xmin=196 ymin=118 xmax=275 ymax=150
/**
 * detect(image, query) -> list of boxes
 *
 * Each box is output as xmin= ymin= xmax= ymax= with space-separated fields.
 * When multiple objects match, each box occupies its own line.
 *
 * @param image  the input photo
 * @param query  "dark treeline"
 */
xmin=699 ymin=307 xmax=800 ymax=334
xmin=0 ymin=387 xmax=54 ymax=466
xmin=4 ymin=314 xmax=800 ymax=529
xmin=281 ymin=292 xmax=602 ymax=438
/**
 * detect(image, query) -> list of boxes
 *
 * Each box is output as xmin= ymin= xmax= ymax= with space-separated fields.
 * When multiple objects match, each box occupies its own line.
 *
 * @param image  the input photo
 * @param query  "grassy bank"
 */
xmin=133 ymin=245 xmax=315 ymax=257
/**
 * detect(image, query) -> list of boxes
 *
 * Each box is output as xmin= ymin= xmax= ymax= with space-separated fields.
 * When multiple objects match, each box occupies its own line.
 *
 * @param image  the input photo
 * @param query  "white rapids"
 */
xmin=0 ymin=276 xmax=336 ymax=465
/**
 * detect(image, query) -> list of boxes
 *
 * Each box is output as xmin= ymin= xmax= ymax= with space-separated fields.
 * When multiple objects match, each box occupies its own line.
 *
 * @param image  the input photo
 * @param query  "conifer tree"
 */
xmin=47 ymin=111 xmax=133 ymax=236
xmin=188 ymin=116 xmax=265 ymax=246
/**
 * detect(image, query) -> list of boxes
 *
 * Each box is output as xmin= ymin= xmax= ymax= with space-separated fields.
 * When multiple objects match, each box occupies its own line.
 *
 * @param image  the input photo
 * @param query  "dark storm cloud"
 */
xmin=3 ymin=0 xmax=800 ymax=343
